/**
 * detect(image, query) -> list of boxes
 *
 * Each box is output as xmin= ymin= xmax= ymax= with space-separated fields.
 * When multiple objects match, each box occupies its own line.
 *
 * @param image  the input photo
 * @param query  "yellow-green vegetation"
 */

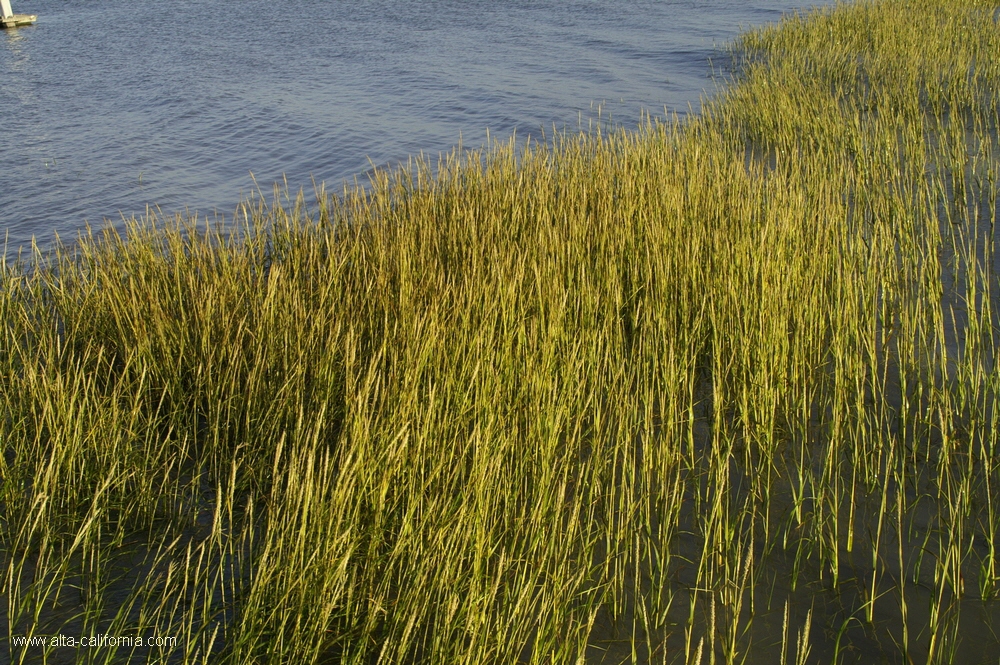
xmin=3 ymin=0 xmax=1000 ymax=662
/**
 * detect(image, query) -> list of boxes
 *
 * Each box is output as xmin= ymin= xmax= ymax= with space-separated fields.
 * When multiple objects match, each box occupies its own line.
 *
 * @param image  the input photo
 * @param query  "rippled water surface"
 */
xmin=1 ymin=0 xmax=820 ymax=253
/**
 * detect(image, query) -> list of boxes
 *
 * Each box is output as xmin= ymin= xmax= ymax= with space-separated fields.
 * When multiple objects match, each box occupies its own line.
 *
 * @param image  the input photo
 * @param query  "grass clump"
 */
xmin=4 ymin=0 xmax=1000 ymax=662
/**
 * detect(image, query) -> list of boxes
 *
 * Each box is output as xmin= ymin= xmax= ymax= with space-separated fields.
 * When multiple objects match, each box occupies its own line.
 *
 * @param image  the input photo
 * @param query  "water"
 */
xmin=1 ymin=0 xmax=819 ymax=254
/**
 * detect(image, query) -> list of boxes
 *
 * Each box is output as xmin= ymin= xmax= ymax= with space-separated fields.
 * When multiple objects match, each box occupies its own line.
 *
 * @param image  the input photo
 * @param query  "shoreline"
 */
xmin=0 ymin=0 xmax=829 ymax=259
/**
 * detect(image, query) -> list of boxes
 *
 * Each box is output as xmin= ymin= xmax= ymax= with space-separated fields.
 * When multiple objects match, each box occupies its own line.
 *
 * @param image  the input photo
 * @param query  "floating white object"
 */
xmin=0 ymin=0 xmax=36 ymax=28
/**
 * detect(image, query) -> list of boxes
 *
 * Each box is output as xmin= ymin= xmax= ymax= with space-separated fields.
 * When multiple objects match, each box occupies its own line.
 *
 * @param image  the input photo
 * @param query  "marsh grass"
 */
xmin=4 ymin=0 xmax=1000 ymax=662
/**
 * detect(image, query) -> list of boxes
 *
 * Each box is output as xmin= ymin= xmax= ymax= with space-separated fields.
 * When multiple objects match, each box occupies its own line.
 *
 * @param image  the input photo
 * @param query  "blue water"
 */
xmin=1 ymin=0 xmax=819 ymax=254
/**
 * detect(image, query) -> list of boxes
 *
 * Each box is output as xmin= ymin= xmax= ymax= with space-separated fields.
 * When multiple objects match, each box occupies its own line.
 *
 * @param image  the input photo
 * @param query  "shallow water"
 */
xmin=1 ymin=0 xmax=820 ymax=255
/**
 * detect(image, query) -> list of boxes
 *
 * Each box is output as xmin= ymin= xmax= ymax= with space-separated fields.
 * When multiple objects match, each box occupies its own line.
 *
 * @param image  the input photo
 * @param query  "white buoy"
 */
xmin=0 ymin=0 xmax=37 ymax=28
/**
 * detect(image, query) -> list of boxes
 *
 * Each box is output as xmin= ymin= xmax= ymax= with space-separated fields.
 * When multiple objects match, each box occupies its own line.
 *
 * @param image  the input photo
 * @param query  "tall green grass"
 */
xmin=3 ymin=0 xmax=1000 ymax=662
